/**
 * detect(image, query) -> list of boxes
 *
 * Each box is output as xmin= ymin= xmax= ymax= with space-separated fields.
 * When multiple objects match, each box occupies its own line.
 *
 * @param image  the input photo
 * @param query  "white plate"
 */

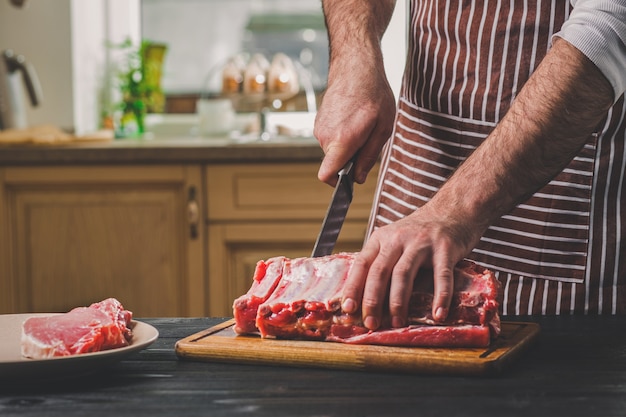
xmin=0 ymin=313 xmax=159 ymax=381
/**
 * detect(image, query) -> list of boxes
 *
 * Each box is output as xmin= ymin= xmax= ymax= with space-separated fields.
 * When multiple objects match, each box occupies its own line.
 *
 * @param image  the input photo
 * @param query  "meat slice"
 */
xmin=233 ymin=257 xmax=286 ymax=334
xmin=21 ymin=298 xmax=133 ymax=359
xmin=86 ymin=298 xmax=133 ymax=346
xmin=327 ymin=324 xmax=492 ymax=348
xmin=234 ymin=253 xmax=501 ymax=348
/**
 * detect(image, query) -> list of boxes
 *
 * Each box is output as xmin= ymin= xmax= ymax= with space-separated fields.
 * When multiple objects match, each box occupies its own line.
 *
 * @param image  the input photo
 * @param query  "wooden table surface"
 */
xmin=1 ymin=316 xmax=625 ymax=417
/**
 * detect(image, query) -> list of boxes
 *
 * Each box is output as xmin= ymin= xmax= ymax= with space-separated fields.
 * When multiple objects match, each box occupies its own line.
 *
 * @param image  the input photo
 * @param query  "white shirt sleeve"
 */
xmin=554 ymin=0 xmax=626 ymax=101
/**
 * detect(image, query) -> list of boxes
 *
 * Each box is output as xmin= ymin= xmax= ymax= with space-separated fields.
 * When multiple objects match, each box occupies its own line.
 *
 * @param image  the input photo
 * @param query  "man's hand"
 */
xmin=316 ymin=0 xmax=397 ymax=185
xmin=341 ymin=202 xmax=479 ymax=330
xmin=314 ymin=65 xmax=396 ymax=185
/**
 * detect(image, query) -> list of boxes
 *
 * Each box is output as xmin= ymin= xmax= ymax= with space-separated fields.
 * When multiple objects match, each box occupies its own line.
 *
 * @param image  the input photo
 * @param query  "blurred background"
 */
xmin=0 ymin=0 xmax=406 ymax=137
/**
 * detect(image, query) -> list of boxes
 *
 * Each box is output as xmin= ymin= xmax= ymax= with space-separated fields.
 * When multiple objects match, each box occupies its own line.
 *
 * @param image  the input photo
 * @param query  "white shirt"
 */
xmin=555 ymin=0 xmax=626 ymax=101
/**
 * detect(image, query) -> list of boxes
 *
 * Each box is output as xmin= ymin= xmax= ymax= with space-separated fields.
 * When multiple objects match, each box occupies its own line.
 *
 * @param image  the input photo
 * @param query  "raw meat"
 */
xmin=233 ymin=253 xmax=500 ymax=348
xmin=327 ymin=324 xmax=492 ymax=347
xmin=21 ymin=298 xmax=133 ymax=359
xmin=254 ymin=253 xmax=356 ymax=340
xmin=233 ymin=257 xmax=286 ymax=334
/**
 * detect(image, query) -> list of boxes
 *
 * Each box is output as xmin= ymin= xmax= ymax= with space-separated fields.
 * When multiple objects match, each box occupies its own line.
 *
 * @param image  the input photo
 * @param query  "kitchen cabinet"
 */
xmin=205 ymin=163 xmax=377 ymax=316
xmin=0 ymin=165 xmax=205 ymax=317
xmin=0 ymin=156 xmax=378 ymax=317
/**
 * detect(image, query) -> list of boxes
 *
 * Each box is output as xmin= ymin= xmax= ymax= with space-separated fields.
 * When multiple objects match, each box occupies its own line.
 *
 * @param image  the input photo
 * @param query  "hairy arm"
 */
xmin=343 ymin=38 xmax=614 ymax=329
xmin=315 ymin=0 xmax=397 ymax=185
xmin=432 ymin=38 xmax=613 ymax=249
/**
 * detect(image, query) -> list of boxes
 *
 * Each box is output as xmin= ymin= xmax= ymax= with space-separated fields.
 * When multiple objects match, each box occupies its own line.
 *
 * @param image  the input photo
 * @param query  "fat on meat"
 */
xmin=21 ymin=298 xmax=133 ymax=359
xmin=233 ymin=256 xmax=286 ymax=334
xmin=233 ymin=253 xmax=501 ymax=348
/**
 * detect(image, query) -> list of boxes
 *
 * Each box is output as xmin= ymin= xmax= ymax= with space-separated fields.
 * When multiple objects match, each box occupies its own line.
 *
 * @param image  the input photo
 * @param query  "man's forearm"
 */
xmin=322 ymin=0 xmax=396 ymax=79
xmin=429 ymin=38 xmax=614 ymax=241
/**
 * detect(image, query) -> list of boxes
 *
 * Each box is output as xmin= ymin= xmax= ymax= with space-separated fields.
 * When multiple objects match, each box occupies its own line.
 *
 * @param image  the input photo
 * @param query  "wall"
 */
xmin=382 ymin=0 xmax=408 ymax=98
xmin=71 ymin=0 xmax=140 ymax=135
xmin=0 ymin=0 xmax=139 ymax=134
xmin=0 ymin=0 xmax=74 ymax=130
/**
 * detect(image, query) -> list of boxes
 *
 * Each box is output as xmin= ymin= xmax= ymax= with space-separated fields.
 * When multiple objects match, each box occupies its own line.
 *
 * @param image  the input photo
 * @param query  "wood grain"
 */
xmin=175 ymin=319 xmax=540 ymax=375
xmin=206 ymin=163 xmax=378 ymax=222
xmin=1 ymin=165 xmax=205 ymax=317
xmin=0 ymin=125 xmax=113 ymax=146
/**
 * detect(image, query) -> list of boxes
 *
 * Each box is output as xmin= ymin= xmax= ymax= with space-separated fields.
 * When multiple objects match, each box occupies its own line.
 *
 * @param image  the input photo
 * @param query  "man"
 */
xmin=314 ymin=0 xmax=626 ymax=330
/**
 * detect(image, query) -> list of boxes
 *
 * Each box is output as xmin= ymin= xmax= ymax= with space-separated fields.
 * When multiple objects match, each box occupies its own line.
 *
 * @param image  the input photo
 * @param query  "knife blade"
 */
xmin=311 ymin=160 xmax=355 ymax=257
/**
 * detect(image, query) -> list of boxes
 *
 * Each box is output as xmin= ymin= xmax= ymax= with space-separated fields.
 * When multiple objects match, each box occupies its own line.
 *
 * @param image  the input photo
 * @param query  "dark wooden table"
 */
xmin=1 ymin=316 xmax=625 ymax=417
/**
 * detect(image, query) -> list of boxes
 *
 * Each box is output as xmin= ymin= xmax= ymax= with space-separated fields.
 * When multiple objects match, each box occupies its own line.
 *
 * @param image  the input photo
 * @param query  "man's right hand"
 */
xmin=314 ymin=64 xmax=396 ymax=185
xmin=315 ymin=0 xmax=398 ymax=185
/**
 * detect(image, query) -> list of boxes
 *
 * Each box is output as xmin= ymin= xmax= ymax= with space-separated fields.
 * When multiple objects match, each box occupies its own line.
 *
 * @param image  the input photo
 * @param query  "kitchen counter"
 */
xmin=0 ymin=136 xmax=325 ymax=166
xmin=1 ymin=316 xmax=625 ymax=417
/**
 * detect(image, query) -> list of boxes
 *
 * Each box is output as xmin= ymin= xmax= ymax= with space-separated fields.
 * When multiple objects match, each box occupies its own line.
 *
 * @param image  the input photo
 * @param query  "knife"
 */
xmin=311 ymin=160 xmax=355 ymax=257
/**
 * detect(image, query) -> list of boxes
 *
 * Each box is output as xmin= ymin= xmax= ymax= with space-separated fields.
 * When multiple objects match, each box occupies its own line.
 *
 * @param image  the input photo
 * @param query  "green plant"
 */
xmin=110 ymin=38 xmax=166 ymax=137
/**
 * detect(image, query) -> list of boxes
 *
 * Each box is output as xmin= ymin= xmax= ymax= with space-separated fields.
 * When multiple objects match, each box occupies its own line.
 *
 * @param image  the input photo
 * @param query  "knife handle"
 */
xmin=338 ymin=160 xmax=354 ymax=177
xmin=338 ymin=155 xmax=358 ymax=181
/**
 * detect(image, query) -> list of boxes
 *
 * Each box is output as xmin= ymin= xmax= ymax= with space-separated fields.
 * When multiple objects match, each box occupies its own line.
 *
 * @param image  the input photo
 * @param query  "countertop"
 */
xmin=1 ymin=316 xmax=625 ymax=417
xmin=0 ymin=136 xmax=325 ymax=166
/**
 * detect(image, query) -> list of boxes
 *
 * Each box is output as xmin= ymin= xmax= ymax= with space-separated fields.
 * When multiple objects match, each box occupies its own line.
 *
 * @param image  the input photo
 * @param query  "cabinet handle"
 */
xmin=187 ymin=186 xmax=199 ymax=240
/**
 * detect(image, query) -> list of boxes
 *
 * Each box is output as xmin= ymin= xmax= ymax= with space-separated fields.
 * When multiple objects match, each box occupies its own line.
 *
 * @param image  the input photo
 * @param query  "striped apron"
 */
xmin=368 ymin=0 xmax=626 ymax=315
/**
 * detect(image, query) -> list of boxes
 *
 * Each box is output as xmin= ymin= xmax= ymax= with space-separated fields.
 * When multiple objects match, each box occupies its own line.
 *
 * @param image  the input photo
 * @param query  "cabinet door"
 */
xmin=206 ymin=162 xmax=378 ymax=316
xmin=0 ymin=165 xmax=205 ymax=317
xmin=206 ymin=163 xmax=377 ymax=221
xmin=208 ymin=222 xmax=368 ymax=316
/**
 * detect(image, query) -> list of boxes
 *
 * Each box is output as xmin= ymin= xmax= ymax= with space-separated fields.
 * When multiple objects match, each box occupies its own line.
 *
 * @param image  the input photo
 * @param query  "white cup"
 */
xmin=197 ymin=98 xmax=235 ymax=137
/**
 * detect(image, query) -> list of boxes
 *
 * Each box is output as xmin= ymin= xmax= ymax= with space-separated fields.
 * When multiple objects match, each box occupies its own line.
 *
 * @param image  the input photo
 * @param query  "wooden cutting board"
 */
xmin=175 ymin=319 xmax=540 ymax=376
xmin=0 ymin=124 xmax=113 ymax=146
